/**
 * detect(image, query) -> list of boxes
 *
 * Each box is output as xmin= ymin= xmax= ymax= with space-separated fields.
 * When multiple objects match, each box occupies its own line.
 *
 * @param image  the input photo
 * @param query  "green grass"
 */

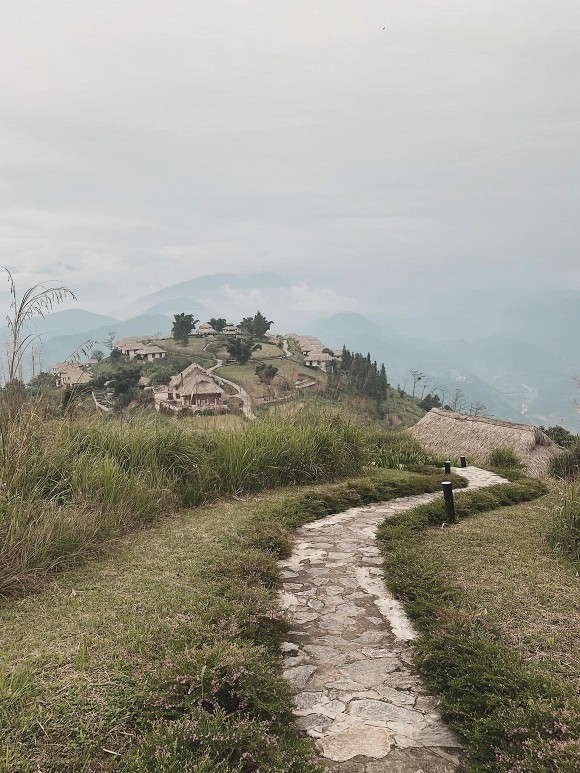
xmin=0 ymin=466 xmax=458 ymax=772
xmin=549 ymin=441 xmax=580 ymax=480
xmin=214 ymin=360 xmax=324 ymax=399
xmin=155 ymin=336 xmax=217 ymax=369
xmin=486 ymin=446 xmax=524 ymax=470
xmin=377 ymin=478 xmax=580 ymax=770
xmin=548 ymin=481 xmax=580 ymax=562
xmin=0 ymin=406 xmax=445 ymax=597
xmin=0 ymin=410 xmax=371 ymax=597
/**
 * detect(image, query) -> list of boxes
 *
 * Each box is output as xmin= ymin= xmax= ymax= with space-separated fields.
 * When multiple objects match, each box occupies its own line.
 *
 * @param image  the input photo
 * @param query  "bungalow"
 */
xmin=155 ymin=363 xmax=225 ymax=412
xmin=298 ymin=336 xmax=323 ymax=354
xmin=222 ymin=324 xmax=241 ymax=336
xmin=134 ymin=345 xmax=167 ymax=362
xmin=304 ymin=352 xmax=335 ymax=372
xmin=52 ymin=361 xmax=93 ymax=388
xmin=116 ymin=337 xmax=147 ymax=358
xmin=197 ymin=323 xmax=217 ymax=337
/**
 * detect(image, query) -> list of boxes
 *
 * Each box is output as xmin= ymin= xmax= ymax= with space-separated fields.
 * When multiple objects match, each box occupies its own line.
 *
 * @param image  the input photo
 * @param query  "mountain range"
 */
xmin=4 ymin=272 xmax=578 ymax=430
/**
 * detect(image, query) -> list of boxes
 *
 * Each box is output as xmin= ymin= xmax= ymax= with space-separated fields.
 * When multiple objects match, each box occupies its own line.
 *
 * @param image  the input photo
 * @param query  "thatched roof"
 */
xmin=182 ymin=378 xmax=225 ymax=396
xmin=169 ymin=363 xmax=206 ymax=388
xmin=135 ymin=345 xmax=166 ymax=355
xmin=169 ymin=363 xmax=224 ymax=397
xmin=305 ymin=352 xmax=334 ymax=362
xmin=409 ymin=408 xmax=560 ymax=476
xmin=115 ymin=337 xmax=146 ymax=349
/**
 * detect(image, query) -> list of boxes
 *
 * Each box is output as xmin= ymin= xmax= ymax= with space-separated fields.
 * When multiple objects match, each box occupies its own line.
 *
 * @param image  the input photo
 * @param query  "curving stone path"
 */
xmin=279 ymin=467 xmax=507 ymax=772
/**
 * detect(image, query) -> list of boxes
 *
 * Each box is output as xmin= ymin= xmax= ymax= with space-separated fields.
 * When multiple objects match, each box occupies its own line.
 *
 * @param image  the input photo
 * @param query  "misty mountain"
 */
xmin=6 ymin=270 xmax=578 ymax=430
xmin=20 ymin=309 xmax=120 ymax=340
xmin=140 ymin=272 xmax=287 ymax=307
xmin=310 ymin=312 xmax=578 ymax=429
xmin=141 ymin=297 xmax=214 ymax=319
xmin=16 ymin=314 xmax=172 ymax=379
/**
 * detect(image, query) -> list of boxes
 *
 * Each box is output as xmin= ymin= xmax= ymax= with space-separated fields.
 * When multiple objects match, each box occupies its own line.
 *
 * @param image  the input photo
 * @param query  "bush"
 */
xmin=549 ymin=442 xmax=580 ymax=480
xmin=365 ymin=429 xmax=446 ymax=469
xmin=486 ymin=446 xmax=523 ymax=470
xmin=549 ymin=483 xmax=580 ymax=562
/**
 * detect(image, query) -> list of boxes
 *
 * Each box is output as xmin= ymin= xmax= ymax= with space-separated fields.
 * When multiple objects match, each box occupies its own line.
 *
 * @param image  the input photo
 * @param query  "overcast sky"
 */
xmin=1 ymin=0 xmax=578 ymax=319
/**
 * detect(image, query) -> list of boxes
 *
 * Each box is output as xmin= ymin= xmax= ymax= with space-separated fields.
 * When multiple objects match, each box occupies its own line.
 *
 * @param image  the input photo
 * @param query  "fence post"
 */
xmin=442 ymin=481 xmax=456 ymax=523
xmin=460 ymin=456 xmax=467 ymax=468
xmin=444 ymin=460 xmax=451 ymax=474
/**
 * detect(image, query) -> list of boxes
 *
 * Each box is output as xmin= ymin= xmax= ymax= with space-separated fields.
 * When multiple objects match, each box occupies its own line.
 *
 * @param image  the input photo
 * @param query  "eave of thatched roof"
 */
xmin=135 ymin=345 xmax=166 ymax=355
xmin=409 ymin=408 xmax=561 ymax=476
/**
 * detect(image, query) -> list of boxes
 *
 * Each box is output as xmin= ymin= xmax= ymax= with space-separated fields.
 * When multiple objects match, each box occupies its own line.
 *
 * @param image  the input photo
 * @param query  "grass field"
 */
xmin=378 ymin=479 xmax=580 ymax=770
xmin=214 ymin=359 xmax=323 ymax=398
xmin=0 ymin=467 xmax=462 ymax=772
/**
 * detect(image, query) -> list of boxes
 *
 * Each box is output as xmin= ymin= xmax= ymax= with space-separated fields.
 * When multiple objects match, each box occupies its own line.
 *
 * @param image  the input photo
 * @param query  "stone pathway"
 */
xmin=279 ymin=467 xmax=507 ymax=772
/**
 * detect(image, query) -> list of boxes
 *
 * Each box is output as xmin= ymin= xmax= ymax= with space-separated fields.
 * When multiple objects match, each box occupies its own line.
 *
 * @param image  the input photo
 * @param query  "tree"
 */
xmin=172 ymin=313 xmax=199 ymax=345
xmin=226 ymin=338 xmax=262 ymax=365
xmin=209 ymin=318 xmax=227 ymax=332
xmin=103 ymin=331 xmax=117 ymax=351
xmin=469 ymin=401 xmax=488 ymax=417
xmin=149 ymin=367 xmax=174 ymax=386
xmin=90 ymin=348 xmax=105 ymax=362
xmin=420 ymin=392 xmax=442 ymax=411
xmin=540 ymin=425 xmax=577 ymax=448
xmin=409 ymin=370 xmax=424 ymax=398
xmin=89 ymin=362 xmax=142 ymax=409
xmin=450 ymin=389 xmax=466 ymax=412
xmin=238 ymin=311 xmax=273 ymax=338
xmin=255 ymin=363 xmax=278 ymax=385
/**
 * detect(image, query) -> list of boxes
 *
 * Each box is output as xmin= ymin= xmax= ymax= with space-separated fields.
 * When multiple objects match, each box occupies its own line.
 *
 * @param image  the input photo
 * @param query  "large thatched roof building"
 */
xmin=409 ymin=408 xmax=561 ymax=476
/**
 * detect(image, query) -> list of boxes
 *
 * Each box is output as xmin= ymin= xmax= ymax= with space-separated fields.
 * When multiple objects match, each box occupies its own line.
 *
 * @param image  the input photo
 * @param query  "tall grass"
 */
xmin=549 ymin=442 xmax=580 ymax=480
xmin=486 ymin=446 xmax=523 ymax=470
xmin=0 ymin=404 xmax=444 ymax=596
xmin=549 ymin=483 xmax=580 ymax=562
xmin=365 ymin=428 xmax=447 ymax=468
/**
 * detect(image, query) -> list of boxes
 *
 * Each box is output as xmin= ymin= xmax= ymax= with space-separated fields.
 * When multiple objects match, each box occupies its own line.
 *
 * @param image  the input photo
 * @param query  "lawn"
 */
xmin=214 ymin=358 xmax=323 ymax=399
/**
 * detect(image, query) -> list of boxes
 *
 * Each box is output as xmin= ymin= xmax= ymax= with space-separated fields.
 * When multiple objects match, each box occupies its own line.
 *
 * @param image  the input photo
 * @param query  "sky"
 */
xmin=1 ymin=0 xmax=579 ymax=319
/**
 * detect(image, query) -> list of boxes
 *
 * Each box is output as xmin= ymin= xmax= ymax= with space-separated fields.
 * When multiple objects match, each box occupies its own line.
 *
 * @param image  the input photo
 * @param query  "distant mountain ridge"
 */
xmin=3 ymin=271 xmax=578 ymax=430
xmin=309 ymin=312 xmax=578 ymax=429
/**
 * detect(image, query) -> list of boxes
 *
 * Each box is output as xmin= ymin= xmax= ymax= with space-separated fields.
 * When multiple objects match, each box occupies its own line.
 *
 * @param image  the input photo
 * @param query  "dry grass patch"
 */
xmin=378 ymin=478 xmax=580 ymax=770
xmin=420 ymin=485 xmax=580 ymax=689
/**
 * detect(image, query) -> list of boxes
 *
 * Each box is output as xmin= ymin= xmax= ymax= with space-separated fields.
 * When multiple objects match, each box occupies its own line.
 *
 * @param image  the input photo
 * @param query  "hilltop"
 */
xmin=6 ymin=270 xmax=579 ymax=429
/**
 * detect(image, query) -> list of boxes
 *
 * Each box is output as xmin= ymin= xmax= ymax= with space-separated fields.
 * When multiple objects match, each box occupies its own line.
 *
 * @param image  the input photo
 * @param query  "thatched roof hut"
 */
xmin=409 ymin=408 xmax=561 ymax=476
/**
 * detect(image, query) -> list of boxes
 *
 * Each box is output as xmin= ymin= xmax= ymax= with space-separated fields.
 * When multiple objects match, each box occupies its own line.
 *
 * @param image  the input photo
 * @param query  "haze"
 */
xmin=1 ymin=0 xmax=578 ymax=319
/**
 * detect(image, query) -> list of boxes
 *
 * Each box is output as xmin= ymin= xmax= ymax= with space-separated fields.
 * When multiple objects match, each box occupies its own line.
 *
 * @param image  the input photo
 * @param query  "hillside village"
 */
xmin=45 ymin=314 xmax=580 ymax=461
xmin=50 ymin=321 xmax=369 ymax=418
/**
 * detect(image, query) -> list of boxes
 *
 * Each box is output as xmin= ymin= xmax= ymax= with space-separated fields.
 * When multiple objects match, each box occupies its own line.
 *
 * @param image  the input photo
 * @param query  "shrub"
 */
xmin=549 ymin=442 xmax=580 ymax=480
xmin=365 ymin=429 xmax=446 ymax=469
xmin=549 ymin=483 xmax=580 ymax=562
xmin=486 ymin=446 xmax=523 ymax=470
